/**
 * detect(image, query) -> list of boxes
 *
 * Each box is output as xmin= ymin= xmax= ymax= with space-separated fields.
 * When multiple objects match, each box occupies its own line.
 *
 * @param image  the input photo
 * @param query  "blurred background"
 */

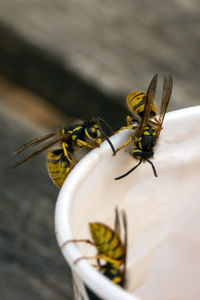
xmin=0 ymin=1 xmax=199 ymax=299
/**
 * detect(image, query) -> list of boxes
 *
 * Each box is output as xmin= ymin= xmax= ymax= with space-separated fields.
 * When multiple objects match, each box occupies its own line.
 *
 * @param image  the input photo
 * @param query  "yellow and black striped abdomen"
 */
xmin=89 ymin=222 xmax=125 ymax=265
xmin=47 ymin=149 xmax=72 ymax=188
xmin=127 ymin=91 xmax=157 ymax=117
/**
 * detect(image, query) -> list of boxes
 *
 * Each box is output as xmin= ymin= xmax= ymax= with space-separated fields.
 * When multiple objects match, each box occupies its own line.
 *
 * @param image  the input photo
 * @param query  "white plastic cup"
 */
xmin=55 ymin=106 xmax=200 ymax=300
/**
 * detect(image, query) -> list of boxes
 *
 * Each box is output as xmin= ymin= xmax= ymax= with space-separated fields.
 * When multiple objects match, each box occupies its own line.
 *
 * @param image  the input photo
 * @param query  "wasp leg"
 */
xmin=74 ymin=254 xmax=121 ymax=267
xmin=76 ymin=139 xmax=96 ymax=149
xmin=149 ymin=116 xmax=162 ymax=128
xmin=154 ymin=116 xmax=163 ymax=136
xmin=114 ymin=116 xmax=137 ymax=135
xmin=152 ymin=116 xmax=162 ymax=126
xmin=115 ymin=135 xmax=133 ymax=153
xmin=147 ymin=117 xmax=163 ymax=135
xmin=62 ymin=142 xmax=74 ymax=167
xmin=126 ymin=115 xmax=134 ymax=126
xmin=61 ymin=239 xmax=95 ymax=249
xmin=114 ymin=115 xmax=133 ymax=134
xmin=114 ymin=125 xmax=133 ymax=135
xmin=91 ymin=264 xmax=99 ymax=268
xmin=148 ymin=117 xmax=163 ymax=136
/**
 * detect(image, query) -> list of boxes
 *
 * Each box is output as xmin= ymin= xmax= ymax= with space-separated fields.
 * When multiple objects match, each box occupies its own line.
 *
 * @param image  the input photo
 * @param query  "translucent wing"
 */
xmin=114 ymin=206 xmax=121 ymax=237
xmin=138 ymin=74 xmax=158 ymax=136
xmin=13 ymin=132 xmax=57 ymax=155
xmin=10 ymin=134 xmax=68 ymax=170
xmin=156 ymin=74 xmax=173 ymax=137
xmin=121 ymin=210 xmax=127 ymax=287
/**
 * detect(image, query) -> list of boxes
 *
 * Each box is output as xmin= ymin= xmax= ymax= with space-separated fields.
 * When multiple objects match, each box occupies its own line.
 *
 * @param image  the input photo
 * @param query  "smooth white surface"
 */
xmin=55 ymin=129 xmax=137 ymax=300
xmin=55 ymin=106 xmax=200 ymax=300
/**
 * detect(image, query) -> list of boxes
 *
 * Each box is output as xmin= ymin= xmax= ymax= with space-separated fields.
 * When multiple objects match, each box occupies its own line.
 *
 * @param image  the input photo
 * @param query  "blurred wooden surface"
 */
xmin=0 ymin=0 xmax=199 ymax=128
xmin=0 ymin=75 xmax=68 ymax=130
xmin=0 ymin=101 xmax=73 ymax=300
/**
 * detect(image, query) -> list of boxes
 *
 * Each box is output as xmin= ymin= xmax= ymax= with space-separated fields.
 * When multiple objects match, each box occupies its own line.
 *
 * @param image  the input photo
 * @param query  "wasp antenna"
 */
xmin=114 ymin=160 xmax=142 ymax=180
xmin=146 ymin=159 xmax=158 ymax=177
xmin=96 ymin=117 xmax=114 ymax=135
xmin=96 ymin=118 xmax=116 ymax=155
xmin=104 ymin=134 xmax=116 ymax=156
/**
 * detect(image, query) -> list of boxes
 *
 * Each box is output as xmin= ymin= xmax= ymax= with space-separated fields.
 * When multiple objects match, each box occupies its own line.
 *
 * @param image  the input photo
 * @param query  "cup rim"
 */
xmin=55 ymin=106 xmax=200 ymax=300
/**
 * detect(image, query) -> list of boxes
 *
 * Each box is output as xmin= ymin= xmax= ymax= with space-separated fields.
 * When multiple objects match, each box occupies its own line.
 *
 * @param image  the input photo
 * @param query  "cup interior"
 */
xmin=55 ymin=106 xmax=200 ymax=300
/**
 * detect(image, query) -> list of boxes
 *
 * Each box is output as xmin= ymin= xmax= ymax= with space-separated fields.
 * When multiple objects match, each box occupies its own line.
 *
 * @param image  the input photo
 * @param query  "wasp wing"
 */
xmin=10 ymin=134 xmax=69 ymax=170
xmin=114 ymin=206 xmax=121 ymax=237
xmin=13 ymin=132 xmax=57 ymax=155
xmin=138 ymin=74 xmax=158 ymax=136
xmin=156 ymin=74 xmax=173 ymax=137
xmin=121 ymin=210 xmax=127 ymax=287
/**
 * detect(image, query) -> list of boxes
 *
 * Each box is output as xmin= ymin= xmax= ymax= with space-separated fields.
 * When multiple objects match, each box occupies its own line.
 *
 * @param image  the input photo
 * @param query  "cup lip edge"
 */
xmin=55 ymin=131 xmax=138 ymax=299
xmin=55 ymin=105 xmax=200 ymax=300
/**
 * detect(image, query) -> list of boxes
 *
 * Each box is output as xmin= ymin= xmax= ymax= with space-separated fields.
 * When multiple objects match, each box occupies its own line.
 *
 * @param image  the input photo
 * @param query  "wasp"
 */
xmin=115 ymin=73 xmax=173 ymax=180
xmin=10 ymin=118 xmax=116 ymax=188
xmin=62 ymin=208 xmax=127 ymax=287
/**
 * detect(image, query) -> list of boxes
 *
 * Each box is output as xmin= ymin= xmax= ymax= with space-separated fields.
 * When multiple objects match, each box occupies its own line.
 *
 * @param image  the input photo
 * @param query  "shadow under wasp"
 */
xmin=10 ymin=118 xmax=116 ymax=188
xmin=114 ymin=73 xmax=173 ymax=180
xmin=62 ymin=207 xmax=128 ymax=287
